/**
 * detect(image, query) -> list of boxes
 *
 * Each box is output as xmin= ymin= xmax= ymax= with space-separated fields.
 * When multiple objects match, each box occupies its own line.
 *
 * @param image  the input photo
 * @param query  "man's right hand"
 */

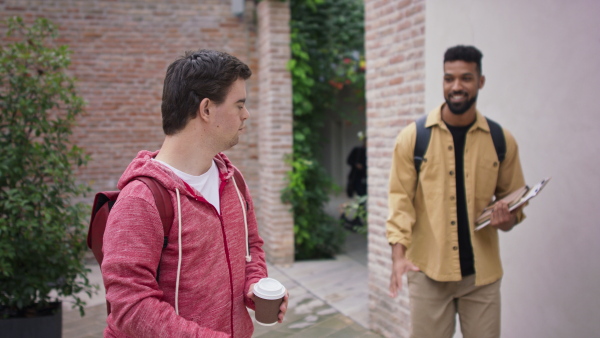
xmin=389 ymin=244 xmax=420 ymax=298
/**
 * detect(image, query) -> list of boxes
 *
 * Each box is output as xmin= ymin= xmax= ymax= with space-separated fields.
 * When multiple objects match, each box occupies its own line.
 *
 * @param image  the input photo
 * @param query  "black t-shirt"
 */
xmin=446 ymin=122 xmax=475 ymax=277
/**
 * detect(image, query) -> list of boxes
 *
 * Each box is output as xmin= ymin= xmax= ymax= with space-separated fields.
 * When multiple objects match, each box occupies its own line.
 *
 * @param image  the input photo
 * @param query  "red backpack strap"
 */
xmin=87 ymin=190 xmax=120 ymax=264
xmin=136 ymin=177 xmax=173 ymax=244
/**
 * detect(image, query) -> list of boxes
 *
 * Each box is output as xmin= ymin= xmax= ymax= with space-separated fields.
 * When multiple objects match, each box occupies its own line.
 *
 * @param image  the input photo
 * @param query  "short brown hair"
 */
xmin=161 ymin=49 xmax=252 ymax=135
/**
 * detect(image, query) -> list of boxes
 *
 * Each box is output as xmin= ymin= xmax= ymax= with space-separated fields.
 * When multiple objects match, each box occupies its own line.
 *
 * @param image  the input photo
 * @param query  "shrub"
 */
xmin=0 ymin=16 xmax=95 ymax=317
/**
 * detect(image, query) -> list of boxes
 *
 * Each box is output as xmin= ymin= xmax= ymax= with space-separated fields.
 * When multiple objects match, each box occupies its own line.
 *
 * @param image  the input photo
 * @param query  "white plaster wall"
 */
xmin=425 ymin=1 xmax=600 ymax=337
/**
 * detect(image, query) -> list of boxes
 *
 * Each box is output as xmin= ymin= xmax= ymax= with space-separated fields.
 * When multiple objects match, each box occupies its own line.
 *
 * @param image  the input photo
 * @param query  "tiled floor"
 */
xmin=62 ymin=230 xmax=381 ymax=337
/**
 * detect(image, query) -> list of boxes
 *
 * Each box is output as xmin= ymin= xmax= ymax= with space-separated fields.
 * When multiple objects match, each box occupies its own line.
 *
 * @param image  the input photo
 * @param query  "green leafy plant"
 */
xmin=282 ymin=0 xmax=365 ymax=259
xmin=0 ymin=16 xmax=95 ymax=318
xmin=340 ymin=195 xmax=367 ymax=235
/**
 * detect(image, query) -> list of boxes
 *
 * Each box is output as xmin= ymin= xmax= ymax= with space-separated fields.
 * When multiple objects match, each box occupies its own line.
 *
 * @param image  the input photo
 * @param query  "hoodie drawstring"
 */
xmin=231 ymin=175 xmax=251 ymax=263
xmin=175 ymin=187 xmax=182 ymax=315
xmin=173 ymin=176 xmax=250 ymax=315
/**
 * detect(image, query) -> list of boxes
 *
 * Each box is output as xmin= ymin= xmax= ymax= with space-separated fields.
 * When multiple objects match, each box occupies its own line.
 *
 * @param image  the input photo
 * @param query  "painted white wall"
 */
xmin=425 ymin=0 xmax=600 ymax=337
xmin=320 ymin=89 xmax=366 ymax=189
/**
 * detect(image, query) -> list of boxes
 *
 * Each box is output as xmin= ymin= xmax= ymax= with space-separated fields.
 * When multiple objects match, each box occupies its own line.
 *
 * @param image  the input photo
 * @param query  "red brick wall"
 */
xmin=364 ymin=0 xmax=426 ymax=336
xmin=256 ymin=0 xmax=294 ymax=265
xmin=0 ymin=0 xmax=260 ymax=198
xmin=1 ymin=0 xmax=295 ymax=265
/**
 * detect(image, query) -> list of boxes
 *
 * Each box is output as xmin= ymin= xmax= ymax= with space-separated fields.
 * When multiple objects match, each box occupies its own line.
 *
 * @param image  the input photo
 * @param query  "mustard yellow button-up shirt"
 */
xmin=386 ymin=105 xmax=526 ymax=286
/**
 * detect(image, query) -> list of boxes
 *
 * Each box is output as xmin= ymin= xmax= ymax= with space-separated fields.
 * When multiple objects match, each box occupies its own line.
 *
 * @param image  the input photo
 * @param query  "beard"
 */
xmin=445 ymin=92 xmax=478 ymax=115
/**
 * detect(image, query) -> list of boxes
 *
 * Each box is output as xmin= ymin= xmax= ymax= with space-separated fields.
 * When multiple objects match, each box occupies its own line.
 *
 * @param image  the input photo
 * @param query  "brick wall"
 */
xmin=364 ymin=0 xmax=426 ymax=336
xmin=1 ymin=0 xmax=294 ymax=264
xmin=0 ymin=0 xmax=260 ymax=198
xmin=256 ymin=0 xmax=294 ymax=265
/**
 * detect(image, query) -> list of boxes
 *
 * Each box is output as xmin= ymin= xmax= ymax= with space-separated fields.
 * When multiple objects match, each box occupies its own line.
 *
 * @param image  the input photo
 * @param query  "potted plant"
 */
xmin=340 ymin=194 xmax=367 ymax=234
xmin=0 ymin=16 xmax=95 ymax=336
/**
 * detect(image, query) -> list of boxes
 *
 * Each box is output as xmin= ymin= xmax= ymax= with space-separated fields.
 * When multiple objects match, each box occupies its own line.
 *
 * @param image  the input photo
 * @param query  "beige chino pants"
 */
xmin=407 ymin=271 xmax=501 ymax=338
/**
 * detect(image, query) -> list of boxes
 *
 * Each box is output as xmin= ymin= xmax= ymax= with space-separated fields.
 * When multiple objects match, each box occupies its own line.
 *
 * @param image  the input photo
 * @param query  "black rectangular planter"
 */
xmin=0 ymin=302 xmax=62 ymax=338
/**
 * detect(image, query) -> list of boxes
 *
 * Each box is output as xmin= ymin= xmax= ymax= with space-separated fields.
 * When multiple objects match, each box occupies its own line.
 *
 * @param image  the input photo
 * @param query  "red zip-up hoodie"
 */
xmin=102 ymin=150 xmax=267 ymax=337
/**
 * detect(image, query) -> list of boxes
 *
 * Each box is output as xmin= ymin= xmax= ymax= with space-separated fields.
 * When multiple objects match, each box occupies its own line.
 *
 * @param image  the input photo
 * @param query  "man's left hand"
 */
xmin=247 ymin=283 xmax=289 ymax=323
xmin=489 ymin=200 xmax=518 ymax=231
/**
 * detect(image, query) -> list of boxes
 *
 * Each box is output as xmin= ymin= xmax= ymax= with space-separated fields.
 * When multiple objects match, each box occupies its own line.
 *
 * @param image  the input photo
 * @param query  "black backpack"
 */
xmin=413 ymin=115 xmax=506 ymax=174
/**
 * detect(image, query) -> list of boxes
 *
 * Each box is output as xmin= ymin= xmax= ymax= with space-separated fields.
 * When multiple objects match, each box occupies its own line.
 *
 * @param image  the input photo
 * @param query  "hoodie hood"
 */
xmin=117 ymin=150 xmax=235 ymax=197
xmin=103 ymin=149 xmax=266 ymax=337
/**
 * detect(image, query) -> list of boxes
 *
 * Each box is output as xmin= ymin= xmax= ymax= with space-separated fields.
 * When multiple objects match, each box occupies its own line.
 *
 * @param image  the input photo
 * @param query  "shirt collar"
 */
xmin=427 ymin=103 xmax=490 ymax=132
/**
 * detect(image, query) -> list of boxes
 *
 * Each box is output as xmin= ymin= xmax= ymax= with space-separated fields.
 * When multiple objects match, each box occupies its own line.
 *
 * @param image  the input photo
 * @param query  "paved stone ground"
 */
xmin=62 ymin=231 xmax=381 ymax=337
xmin=63 ymin=303 xmax=106 ymax=338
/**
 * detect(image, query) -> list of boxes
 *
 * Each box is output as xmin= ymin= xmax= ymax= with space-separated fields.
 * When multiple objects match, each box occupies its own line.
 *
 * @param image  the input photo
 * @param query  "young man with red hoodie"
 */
xmin=101 ymin=49 xmax=288 ymax=337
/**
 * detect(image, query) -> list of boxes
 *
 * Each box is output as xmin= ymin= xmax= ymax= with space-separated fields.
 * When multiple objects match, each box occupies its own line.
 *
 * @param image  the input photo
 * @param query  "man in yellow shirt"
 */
xmin=386 ymin=45 xmax=526 ymax=338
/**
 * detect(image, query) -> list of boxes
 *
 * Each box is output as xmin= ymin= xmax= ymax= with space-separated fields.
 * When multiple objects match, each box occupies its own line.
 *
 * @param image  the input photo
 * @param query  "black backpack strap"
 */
xmin=414 ymin=115 xmax=431 ymax=174
xmin=413 ymin=115 xmax=505 ymax=173
xmin=485 ymin=117 xmax=506 ymax=163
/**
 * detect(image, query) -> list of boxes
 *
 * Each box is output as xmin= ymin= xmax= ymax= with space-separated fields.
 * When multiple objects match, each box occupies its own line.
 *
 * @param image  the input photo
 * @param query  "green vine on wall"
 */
xmin=281 ymin=0 xmax=365 ymax=260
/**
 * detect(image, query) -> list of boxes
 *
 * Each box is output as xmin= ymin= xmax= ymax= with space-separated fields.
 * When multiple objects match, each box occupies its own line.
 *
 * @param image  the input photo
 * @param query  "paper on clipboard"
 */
xmin=475 ymin=177 xmax=551 ymax=231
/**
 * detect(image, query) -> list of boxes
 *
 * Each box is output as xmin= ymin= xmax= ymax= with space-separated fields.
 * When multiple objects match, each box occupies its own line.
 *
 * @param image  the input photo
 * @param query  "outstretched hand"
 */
xmin=389 ymin=257 xmax=420 ymax=298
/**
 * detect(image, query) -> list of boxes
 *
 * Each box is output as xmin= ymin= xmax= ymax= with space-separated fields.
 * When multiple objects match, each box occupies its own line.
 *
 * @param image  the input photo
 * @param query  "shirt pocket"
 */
xmin=417 ymin=160 xmax=444 ymax=197
xmin=474 ymin=155 xmax=500 ymax=207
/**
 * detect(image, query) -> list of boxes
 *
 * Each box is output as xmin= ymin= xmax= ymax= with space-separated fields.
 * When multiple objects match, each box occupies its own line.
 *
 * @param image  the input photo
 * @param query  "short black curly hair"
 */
xmin=444 ymin=45 xmax=483 ymax=75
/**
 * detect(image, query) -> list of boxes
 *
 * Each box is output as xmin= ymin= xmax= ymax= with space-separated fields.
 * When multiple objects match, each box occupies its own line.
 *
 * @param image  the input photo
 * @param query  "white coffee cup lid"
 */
xmin=253 ymin=278 xmax=286 ymax=300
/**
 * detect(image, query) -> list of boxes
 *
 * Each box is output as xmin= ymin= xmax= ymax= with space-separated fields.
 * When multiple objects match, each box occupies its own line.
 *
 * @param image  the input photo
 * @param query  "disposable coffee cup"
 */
xmin=252 ymin=278 xmax=286 ymax=326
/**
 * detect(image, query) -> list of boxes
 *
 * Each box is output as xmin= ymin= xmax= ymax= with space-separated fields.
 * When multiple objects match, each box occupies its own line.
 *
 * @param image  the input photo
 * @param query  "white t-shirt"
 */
xmin=153 ymin=159 xmax=221 ymax=214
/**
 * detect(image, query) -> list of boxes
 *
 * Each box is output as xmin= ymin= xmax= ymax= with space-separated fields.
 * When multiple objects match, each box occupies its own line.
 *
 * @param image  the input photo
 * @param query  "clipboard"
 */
xmin=475 ymin=177 xmax=551 ymax=231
